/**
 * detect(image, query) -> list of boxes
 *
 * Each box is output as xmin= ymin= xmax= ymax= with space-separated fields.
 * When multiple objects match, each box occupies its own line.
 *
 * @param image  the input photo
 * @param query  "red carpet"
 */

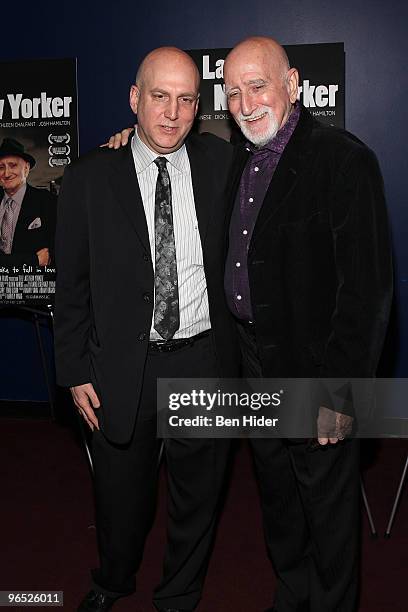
xmin=0 ymin=417 xmax=406 ymax=611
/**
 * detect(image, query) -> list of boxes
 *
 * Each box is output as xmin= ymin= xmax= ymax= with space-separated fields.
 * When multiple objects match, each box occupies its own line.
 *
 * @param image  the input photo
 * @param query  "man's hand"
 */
xmin=70 ymin=382 xmax=101 ymax=431
xmin=36 ymin=247 xmax=50 ymax=266
xmin=317 ymin=406 xmax=353 ymax=446
xmin=101 ymin=127 xmax=134 ymax=149
xmin=318 ymin=436 xmax=341 ymax=445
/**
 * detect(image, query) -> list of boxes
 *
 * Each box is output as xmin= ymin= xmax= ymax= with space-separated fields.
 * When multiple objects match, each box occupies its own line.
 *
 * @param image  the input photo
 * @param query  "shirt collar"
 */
xmin=246 ymin=100 xmax=301 ymax=156
xmin=1 ymin=182 xmax=27 ymax=206
xmin=131 ymin=126 xmax=189 ymax=175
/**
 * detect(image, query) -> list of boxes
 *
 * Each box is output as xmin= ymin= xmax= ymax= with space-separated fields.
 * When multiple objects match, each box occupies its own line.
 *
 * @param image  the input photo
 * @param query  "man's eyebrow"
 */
xmin=150 ymin=88 xmax=198 ymax=97
xmin=226 ymin=78 xmax=267 ymax=93
xmin=245 ymin=78 xmax=267 ymax=86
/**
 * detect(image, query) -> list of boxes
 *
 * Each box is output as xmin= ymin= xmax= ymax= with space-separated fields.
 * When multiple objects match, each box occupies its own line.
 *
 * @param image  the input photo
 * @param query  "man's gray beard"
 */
xmin=238 ymin=107 xmax=279 ymax=147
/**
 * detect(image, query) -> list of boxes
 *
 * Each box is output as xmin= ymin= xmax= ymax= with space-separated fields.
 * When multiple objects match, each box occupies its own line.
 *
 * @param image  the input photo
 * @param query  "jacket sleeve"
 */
xmin=320 ymin=145 xmax=393 ymax=379
xmin=53 ymin=162 xmax=91 ymax=387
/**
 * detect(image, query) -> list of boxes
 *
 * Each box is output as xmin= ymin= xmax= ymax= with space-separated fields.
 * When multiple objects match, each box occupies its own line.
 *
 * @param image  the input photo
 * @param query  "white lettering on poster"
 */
xmin=214 ymin=84 xmax=228 ymax=111
xmin=202 ymin=55 xmax=224 ymax=80
xmin=298 ymin=80 xmax=338 ymax=108
xmin=0 ymin=92 xmax=72 ymax=119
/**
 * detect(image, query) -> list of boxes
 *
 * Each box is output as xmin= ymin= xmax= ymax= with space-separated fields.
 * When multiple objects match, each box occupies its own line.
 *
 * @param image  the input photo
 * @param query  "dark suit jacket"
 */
xmin=54 ymin=132 xmax=240 ymax=443
xmin=226 ymin=106 xmax=393 ymax=379
xmin=0 ymin=184 xmax=56 ymax=267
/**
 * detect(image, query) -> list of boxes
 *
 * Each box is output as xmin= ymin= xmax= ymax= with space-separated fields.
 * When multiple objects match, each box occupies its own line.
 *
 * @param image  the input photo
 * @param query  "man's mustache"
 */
xmin=238 ymin=108 xmax=270 ymax=123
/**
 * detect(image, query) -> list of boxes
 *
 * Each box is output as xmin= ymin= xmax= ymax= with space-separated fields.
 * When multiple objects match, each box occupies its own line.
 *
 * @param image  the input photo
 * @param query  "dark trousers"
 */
xmin=237 ymin=322 xmax=360 ymax=612
xmin=91 ymin=334 xmax=229 ymax=611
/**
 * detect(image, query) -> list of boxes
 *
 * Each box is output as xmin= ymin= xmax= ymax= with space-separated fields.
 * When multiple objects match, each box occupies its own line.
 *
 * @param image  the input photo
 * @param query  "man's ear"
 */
xmin=286 ymin=67 xmax=299 ymax=104
xmin=129 ymin=84 xmax=140 ymax=114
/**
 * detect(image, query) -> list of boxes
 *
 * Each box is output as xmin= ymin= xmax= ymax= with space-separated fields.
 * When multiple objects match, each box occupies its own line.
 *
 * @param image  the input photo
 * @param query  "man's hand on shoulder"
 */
xmin=70 ymin=382 xmax=101 ymax=431
xmin=100 ymin=127 xmax=135 ymax=149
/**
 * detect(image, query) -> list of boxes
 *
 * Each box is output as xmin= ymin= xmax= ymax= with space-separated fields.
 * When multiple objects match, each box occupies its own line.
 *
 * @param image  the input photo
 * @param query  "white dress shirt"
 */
xmin=131 ymin=128 xmax=211 ymax=340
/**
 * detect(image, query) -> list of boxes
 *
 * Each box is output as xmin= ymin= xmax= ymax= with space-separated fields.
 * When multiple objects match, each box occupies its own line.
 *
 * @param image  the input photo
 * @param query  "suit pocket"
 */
xmin=278 ymin=209 xmax=329 ymax=233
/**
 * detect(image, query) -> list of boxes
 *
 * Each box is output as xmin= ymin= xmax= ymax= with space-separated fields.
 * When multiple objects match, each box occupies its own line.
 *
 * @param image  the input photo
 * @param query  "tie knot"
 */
xmin=154 ymin=156 xmax=168 ymax=172
xmin=4 ymin=197 xmax=15 ymax=210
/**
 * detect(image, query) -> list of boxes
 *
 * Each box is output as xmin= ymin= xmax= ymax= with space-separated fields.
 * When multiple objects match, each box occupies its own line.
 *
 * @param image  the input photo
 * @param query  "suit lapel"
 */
xmin=12 ymin=184 xmax=37 ymax=245
xmin=227 ymin=144 xmax=250 ymax=216
xmin=185 ymin=135 xmax=214 ymax=246
xmin=223 ymin=144 xmax=250 ymax=255
xmin=13 ymin=184 xmax=31 ymax=238
xmin=108 ymin=140 xmax=150 ymax=253
xmin=249 ymin=108 xmax=313 ymax=251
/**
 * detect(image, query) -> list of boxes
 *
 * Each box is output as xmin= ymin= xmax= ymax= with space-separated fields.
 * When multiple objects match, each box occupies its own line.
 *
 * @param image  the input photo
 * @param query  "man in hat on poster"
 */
xmin=0 ymin=137 xmax=56 ymax=267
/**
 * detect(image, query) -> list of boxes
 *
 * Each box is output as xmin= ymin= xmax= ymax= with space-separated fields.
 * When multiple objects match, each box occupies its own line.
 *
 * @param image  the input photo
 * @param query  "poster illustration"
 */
xmin=0 ymin=58 xmax=78 ymax=306
xmin=187 ymin=43 xmax=345 ymax=141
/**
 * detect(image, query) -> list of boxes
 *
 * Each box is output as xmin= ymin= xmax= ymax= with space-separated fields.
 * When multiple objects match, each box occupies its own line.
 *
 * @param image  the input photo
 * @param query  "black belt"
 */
xmin=148 ymin=330 xmax=210 ymax=353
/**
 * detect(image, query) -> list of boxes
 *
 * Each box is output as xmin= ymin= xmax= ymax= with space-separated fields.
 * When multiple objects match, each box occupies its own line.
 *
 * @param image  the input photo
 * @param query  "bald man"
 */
xmin=54 ymin=47 xmax=239 ymax=612
xmin=223 ymin=37 xmax=392 ymax=612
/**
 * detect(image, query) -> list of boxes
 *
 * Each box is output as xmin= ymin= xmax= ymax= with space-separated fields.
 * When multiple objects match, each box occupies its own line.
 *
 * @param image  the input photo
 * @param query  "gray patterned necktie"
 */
xmin=0 ymin=197 xmax=15 ymax=254
xmin=153 ymin=157 xmax=180 ymax=340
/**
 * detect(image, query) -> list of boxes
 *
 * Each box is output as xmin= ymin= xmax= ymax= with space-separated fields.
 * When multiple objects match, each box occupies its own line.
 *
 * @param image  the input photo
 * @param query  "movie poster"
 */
xmin=0 ymin=58 xmax=78 ymax=306
xmin=187 ymin=43 xmax=345 ymax=141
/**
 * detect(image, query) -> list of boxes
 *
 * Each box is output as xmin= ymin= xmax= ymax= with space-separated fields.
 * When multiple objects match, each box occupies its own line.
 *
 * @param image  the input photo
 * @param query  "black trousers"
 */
xmin=91 ymin=334 xmax=229 ymax=611
xmin=237 ymin=322 xmax=360 ymax=612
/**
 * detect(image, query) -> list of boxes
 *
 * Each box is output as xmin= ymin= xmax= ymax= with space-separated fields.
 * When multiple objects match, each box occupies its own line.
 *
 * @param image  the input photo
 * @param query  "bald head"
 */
xmin=136 ymin=47 xmax=200 ymax=92
xmin=225 ymin=36 xmax=290 ymax=82
xmin=224 ymin=36 xmax=299 ymax=147
xmin=129 ymin=46 xmax=200 ymax=155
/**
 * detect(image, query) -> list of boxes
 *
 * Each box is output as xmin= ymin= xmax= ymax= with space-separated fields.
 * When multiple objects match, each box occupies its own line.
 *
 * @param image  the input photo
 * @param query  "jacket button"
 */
xmin=143 ymin=293 xmax=151 ymax=303
xmin=143 ymin=253 xmax=149 ymax=261
xmin=138 ymin=332 xmax=146 ymax=341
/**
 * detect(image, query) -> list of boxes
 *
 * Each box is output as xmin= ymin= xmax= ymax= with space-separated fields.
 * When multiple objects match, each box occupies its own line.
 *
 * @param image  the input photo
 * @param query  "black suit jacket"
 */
xmin=226 ymin=106 xmax=393 ymax=379
xmin=0 ymin=184 xmax=56 ymax=267
xmin=54 ymin=133 xmax=240 ymax=443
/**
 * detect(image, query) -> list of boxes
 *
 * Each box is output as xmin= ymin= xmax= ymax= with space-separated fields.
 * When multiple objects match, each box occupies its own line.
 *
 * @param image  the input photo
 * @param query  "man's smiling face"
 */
xmin=130 ymin=48 xmax=200 ymax=155
xmin=224 ymin=39 xmax=298 ymax=147
xmin=0 ymin=155 xmax=30 ymax=196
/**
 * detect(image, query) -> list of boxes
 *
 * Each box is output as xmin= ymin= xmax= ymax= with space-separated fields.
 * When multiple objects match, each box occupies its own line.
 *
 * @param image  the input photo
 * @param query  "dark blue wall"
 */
xmin=1 ymin=0 xmax=407 ymax=399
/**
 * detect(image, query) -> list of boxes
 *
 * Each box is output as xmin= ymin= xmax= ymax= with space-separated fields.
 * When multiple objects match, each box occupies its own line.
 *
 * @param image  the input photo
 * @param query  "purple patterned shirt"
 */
xmin=225 ymin=102 xmax=301 ymax=320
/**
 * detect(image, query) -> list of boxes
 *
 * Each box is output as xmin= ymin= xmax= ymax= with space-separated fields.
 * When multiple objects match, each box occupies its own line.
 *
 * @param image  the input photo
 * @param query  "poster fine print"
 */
xmin=187 ymin=43 xmax=345 ymax=141
xmin=0 ymin=58 xmax=78 ymax=306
